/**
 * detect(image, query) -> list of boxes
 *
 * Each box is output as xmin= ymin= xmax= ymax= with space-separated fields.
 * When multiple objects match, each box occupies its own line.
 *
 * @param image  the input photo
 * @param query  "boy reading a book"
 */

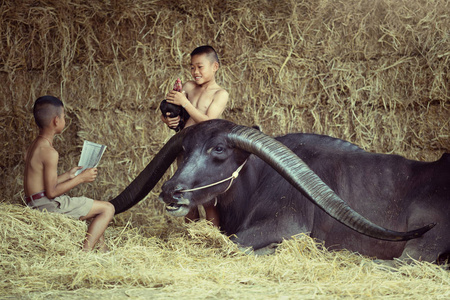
xmin=24 ymin=95 xmax=115 ymax=252
xmin=161 ymin=45 xmax=229 ymax=227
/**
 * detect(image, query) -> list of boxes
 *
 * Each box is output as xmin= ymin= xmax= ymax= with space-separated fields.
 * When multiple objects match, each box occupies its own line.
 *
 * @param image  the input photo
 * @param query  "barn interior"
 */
xmin=1 ymin=0 xmax=449 ymax=298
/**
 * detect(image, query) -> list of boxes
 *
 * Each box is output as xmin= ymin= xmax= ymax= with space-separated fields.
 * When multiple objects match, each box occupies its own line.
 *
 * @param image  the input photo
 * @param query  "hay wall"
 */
xmin=1 ymin=0 xmax=449 ymax=207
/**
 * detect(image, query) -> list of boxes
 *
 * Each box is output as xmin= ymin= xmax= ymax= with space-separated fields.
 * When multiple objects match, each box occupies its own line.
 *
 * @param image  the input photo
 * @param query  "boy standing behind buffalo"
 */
xmin=161 ymin=45 xmax=229 ymax=227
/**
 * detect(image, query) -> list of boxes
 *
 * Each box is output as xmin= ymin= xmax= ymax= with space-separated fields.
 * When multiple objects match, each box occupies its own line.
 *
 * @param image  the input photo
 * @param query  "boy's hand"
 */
xmin=166 ymin=90 xmax=188 ymax=107
xmin=79 ymin=167 xmax=98 ymax=182
xmin=69 ymin=166 xmax=83 ymax=179
xmin=160 ymin=113 xmax=181 ymax=129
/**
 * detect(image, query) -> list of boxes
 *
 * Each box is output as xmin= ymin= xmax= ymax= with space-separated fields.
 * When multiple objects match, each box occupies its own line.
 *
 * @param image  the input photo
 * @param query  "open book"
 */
xmin=75 ymin=141 xmax=107 ymax=176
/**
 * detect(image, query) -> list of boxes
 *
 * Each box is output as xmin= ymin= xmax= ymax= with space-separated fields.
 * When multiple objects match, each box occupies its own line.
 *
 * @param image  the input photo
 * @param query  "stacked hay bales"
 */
xmin=0 ymin=0 xmax=449 ymax=298
xmin=1 ymin=0 xmax=448 ymax=205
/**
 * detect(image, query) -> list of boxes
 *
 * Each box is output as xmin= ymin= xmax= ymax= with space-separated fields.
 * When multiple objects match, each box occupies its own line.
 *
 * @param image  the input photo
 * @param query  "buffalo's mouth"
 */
xmin=165 ymin=202 xmax=189 ymax=215
xmin=159 ymin=195 xmax=191 ymax=217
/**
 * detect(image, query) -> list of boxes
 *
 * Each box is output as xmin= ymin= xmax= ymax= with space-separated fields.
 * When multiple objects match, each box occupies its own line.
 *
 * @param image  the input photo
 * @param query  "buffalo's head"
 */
xmin=158 ymin=120 xmax=249 ymax=216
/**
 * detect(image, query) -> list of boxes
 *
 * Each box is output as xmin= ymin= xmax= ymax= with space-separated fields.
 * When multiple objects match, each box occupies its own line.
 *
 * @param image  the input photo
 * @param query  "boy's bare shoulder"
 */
xmin=183 ymin=80 xmax=197 ymax=90
xmin=26 ymin=140 xmax=58 ymax=163
xmin=215 ymin=87 xmax=228 ymax=96
xmin=213 ymin=87 xmax=229 ymax=101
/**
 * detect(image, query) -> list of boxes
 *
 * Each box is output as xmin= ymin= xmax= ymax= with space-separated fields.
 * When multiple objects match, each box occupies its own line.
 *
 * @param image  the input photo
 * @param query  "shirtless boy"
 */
xmin=24 ymin=95 xmax=115 ymax=251
xmin=161 ymin=45 xmax=229 ymax=227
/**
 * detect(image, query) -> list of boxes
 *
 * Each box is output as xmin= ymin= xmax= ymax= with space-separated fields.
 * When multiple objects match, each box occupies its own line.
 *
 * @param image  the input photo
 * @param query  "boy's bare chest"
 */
xmin=189 ymin=90 xmax=216 ymax=112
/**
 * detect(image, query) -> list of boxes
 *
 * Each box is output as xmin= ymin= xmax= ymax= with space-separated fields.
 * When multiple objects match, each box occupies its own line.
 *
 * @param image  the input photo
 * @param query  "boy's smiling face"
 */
xmin=190 ymin=53 xmax=219 ymax=85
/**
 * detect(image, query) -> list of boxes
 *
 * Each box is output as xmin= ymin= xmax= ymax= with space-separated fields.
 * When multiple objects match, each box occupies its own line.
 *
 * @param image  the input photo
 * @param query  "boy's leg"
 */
xmin=184 ymin=206 xmax=200 ymax=223
xmin=80 ymin=200 xmax=115 ymax=251
xmin=184 ymin=203 xmax=220 ymax=228
xmin=96 ymin=234 xmax=108 ymax=253
xmin=204 ymin=202 xmax=220 ymax=227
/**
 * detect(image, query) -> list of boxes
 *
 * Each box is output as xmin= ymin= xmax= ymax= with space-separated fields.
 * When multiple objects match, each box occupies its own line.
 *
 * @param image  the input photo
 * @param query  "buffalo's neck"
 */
xmin=217 ymin=155 xmax=318 ymax=248
xmin=217 ymin=156 xmax=262 ymax=234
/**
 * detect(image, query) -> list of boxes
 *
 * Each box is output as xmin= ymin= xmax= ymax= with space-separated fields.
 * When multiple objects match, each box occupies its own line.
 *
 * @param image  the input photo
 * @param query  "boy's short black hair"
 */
xmin=33 ymin=95 xmax=64 ymax=128
xmin=190 ymin=45 xmax=220 ymax=66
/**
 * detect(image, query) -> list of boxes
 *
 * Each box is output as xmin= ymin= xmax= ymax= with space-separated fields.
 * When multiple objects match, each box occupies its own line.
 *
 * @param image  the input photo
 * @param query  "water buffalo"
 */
xmin=110 ymin=119 xmax=450 ymax=264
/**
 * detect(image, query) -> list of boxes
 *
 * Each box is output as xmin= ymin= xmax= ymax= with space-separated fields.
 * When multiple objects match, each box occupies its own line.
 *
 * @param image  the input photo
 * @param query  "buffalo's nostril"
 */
xmin=173 ymin=191 xmax=184 ymax=199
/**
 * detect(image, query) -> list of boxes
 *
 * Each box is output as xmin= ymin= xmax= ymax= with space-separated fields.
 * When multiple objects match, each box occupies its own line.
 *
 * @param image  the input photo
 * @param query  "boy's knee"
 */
xmin=97 ymin=200 xmax=115 ymax=218
xmin=105 ymin=201 xmax=115 ymax=216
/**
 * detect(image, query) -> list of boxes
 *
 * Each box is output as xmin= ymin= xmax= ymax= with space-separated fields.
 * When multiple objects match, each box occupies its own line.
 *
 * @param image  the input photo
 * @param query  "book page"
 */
xmin=75 ymin=141 xmax=107 ymax=176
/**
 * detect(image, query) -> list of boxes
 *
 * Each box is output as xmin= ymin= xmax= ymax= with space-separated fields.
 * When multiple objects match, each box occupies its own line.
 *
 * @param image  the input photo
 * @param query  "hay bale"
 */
xmin=1 ymin=203 xmax=450 ymax=298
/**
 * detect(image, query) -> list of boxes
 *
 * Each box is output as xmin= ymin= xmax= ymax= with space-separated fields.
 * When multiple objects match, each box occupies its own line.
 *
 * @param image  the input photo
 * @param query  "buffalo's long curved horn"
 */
xmin=228 ymin=125 xmax=435 ymax=241
xmin=110 ymin=131 xmax=186 ymax=214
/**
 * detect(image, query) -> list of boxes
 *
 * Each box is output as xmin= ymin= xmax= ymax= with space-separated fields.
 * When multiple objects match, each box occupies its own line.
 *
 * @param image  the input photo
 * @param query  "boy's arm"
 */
xmin=171 ymin=89 xmax=228 ymax=125
xmin=42 ymin=149 xmax=97 ymax=198
xmin=57 ymin=166 xmax=80 ymax=184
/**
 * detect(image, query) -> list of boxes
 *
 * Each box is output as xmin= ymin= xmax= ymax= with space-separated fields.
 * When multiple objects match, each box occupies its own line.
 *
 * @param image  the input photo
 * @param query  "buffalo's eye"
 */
xmin=214 ymin=146 xmax=224 ymax=153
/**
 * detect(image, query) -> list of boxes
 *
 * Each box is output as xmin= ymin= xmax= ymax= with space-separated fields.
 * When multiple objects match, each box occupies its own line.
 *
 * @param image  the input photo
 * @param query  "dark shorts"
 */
xmin=27 ymin=194 xmax=94 ymax=219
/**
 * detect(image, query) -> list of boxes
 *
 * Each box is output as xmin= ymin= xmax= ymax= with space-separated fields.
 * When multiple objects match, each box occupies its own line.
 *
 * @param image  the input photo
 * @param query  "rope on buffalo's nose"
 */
xmin=179 ymin=159 xmax=248 ymax=194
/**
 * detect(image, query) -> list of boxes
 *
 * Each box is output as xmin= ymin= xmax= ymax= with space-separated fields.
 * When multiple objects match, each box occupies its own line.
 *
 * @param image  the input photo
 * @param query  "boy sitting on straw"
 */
xmin=24 ymin=95 xmax=115 ymax=252
xmin=161 ymin=45 xmax=229 ymax=227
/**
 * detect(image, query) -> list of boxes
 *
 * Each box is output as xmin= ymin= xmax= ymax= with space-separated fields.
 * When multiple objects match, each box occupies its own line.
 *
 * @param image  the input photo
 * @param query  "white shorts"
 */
xmin=27 ymin=194 xmax=94 ymax=219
